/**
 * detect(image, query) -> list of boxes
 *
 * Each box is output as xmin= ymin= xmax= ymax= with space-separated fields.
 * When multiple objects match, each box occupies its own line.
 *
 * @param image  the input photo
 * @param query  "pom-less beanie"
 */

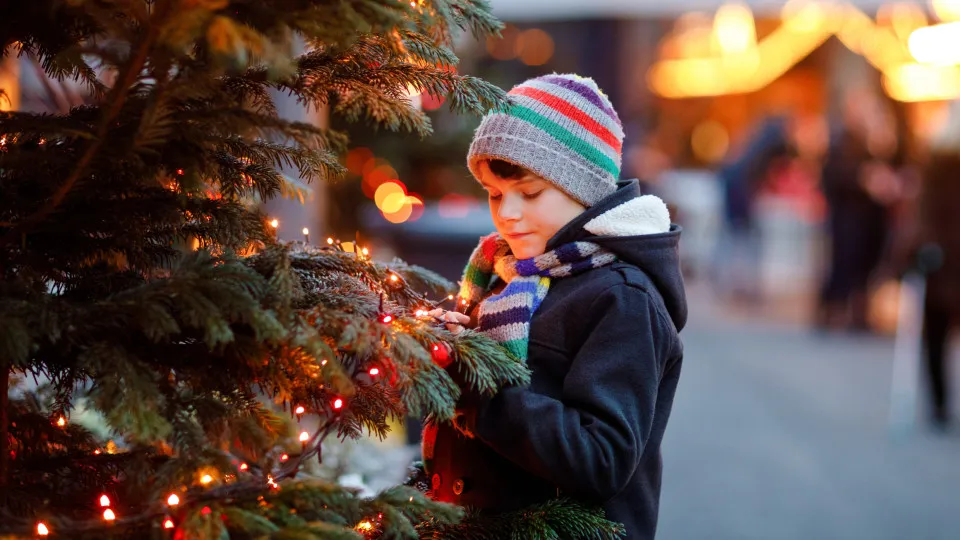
xmin=467 ymin=73 xmax=625 ymax=207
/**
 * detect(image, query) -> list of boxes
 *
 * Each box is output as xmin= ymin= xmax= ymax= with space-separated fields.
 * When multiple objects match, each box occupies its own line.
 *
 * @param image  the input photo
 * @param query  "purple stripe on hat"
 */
xmin=540 ymin=76 xmax=621 ymax=127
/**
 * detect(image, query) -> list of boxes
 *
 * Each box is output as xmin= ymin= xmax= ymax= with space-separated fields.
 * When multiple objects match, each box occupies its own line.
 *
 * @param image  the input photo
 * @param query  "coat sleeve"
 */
xmin=470 ymin=282 xmax=669 ymax=503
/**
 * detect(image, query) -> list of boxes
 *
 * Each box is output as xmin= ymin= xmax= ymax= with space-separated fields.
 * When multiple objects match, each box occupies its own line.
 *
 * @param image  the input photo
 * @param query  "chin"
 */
xmin=506 ymin=239 xmax=545 ymax=260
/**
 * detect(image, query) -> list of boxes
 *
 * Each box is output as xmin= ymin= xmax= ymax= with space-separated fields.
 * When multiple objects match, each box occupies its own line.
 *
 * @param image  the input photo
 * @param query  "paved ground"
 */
xmin=658 ymin=286 xmax=960 ymax=540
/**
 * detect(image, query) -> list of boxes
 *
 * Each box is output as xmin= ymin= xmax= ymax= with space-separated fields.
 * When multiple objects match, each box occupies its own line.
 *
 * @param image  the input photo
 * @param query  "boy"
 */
xmin=426 ymin=73 xmax=686 ymax=540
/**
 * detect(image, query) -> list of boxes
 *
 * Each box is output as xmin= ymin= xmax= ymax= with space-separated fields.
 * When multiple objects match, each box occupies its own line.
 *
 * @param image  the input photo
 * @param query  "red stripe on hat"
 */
xmin=509 ymin=86 xmax=622 ymax=154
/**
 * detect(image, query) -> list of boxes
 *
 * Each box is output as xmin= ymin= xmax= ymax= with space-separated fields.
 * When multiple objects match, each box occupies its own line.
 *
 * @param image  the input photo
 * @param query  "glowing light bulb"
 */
xmin=369 ymin=367 xmax=380 ymax=376
xmin=167 ymin=493 xmax=180 ymax=506
xmin=327 ymin=237 xmax=334 ymax=245
xmin=94 ymin=449 xmax=102 ymax=455
xmin=200 ymin=474 xmax=214 ymax=485
xmin=56 ymin=416 xmax=66 ymax=427
xmin=333 ymin=398 xmax=344 ymax=410
xmin=302 ymin=227 xmax=309 ymax=235
xmin=99 ymin=494 xmax=111 ymax=507
xmin=357 ymin=520 xmax=374 ymax=531
xmin=103 ymin=509 xmax=116 ymax=521
xmin=239 ymin=463 xmax=248 ymax=471
xmin=415 ymin=309 xmax=425 ymax=317
xmin=295 ymin=405 xmax=305 ymax=415
xmin=299 ymin=431 xmax=309 ymax=442
xmin=280 ymin=453 xmax=289 ymax=462
xmin=361 ymin=247 xmax=369 ymax=256
xmin=390 ymin=274 xmax=399 ymax=282
xmin=270 ymin=218 xmax=279 ymax=228
xmin=37 ymin=522 xmax=49 ymax=536
xmin=163 ymin=518 xmax=175 ymax=529
xmin=381 ymin=314 xmax=393 ymax=324
xmin=201 ymin=507 xmax=212 ymax=516
xmin=447 ymin=294 xmax=454 ymax=300
xmin=176 ymin=169 xmax=184 ymax=176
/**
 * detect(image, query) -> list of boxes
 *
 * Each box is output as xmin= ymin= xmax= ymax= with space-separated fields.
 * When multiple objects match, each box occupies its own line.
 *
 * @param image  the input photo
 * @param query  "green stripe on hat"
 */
xmin=506 ymin=105 xmax=619 ymax=178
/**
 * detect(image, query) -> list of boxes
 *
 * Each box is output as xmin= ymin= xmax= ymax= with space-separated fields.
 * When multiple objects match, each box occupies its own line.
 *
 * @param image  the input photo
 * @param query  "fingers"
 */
xmin=428 ymin=309 xmax=471 ymax=325
xmin=445 ymin=323 xmax=465 ymax=335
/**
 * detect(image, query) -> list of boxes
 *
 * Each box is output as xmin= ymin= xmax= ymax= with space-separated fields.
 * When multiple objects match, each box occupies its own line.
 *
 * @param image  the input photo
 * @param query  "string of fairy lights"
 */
xmin=13 ymin=216 xmax=464 ymax=538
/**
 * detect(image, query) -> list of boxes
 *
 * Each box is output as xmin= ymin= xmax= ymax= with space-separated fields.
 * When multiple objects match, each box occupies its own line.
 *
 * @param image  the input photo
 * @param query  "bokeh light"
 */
xmin=438 ymin=194 xmax=477 ymax=218
xmin=691 ymin=120 xmax=730 ymax=163
xmin=345 ymin=147 xmax=373 ymax=176
xmin=374 ymin=181 xmax=406 ymax=209
xmin=517 ymin=29 xmax=555 ymax=66
xmin=486 ymin=24 xmax=520 ymax=60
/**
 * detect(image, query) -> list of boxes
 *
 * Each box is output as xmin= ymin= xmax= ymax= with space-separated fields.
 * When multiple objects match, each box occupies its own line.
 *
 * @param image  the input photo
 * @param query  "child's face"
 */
xmin=477 ymin=161 xmax=586 ymax=259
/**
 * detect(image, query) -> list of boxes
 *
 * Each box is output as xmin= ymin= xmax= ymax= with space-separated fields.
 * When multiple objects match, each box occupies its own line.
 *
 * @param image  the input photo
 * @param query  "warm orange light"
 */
xmin=302 ymin=227 xmax=309 ymax=235
xmin=390 ymin=274 xmax=399 ymax=282
xmin=381 ymin=315 xmax=393 ymax=324
xmin=299 ymin=431 xmax=310 ymax=442
xmin=56 ymin=416 xmax=66 ymax=427
xmin=99 ymin=494 xmax=111 ymax=507
xmin=163 ymin=518 xmax=175 ymax=529
xmin=357 ymin=520 xmax=374 ymax=532
xmin=269 ymin=218 xmax=279 ymax=228
xmin=280 ymin=453 xmax=289 ymax=462
xmin=239 ymin=463 xmax=248 ymax=471
xmin=200 ymin=474 xmax=214 ymax=485
xmin=369 ymin=367 xmax=380 ymax=376
xmin=361 ymin=247 xmax=370 ymax=256
xmin=36 ymin=522 xmax=49 ymax=536
xmin=103 ymin=509 xmax=116 ymax=521
xmin=327 ymin=237 xmax=334 ymax=245
xmin=333 ymin=398 xmax=344 ymax=410
xmin=167 ymin=493 xmax=180 ymax=506
xmin=295 ymin=405 xmax=305 ymax=415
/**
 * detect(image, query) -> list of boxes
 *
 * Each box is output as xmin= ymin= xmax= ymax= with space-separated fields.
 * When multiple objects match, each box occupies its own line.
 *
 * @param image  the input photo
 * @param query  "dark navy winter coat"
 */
xmin=427 ymin=179 xmax=687 ymax=540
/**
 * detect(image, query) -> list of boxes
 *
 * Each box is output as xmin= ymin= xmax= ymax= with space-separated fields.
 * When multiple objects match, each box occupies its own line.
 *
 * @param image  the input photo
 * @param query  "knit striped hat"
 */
xmin=467 ymin=73 xmax=624 ymax=207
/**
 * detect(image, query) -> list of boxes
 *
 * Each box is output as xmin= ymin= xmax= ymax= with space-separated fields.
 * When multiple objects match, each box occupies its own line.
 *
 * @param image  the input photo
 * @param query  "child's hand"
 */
xmin=427 ymin=308 xmax=470 ymax=335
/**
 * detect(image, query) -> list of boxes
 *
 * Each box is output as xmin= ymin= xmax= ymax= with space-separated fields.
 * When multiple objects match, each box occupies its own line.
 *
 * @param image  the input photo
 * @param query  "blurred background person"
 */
xmin=915 ymin=99 xmax=960 ymax=428
xmin=712 ymin=115 xmax=793 ymax=303
xmin=815 ymin=89 xmax=898 ymax=332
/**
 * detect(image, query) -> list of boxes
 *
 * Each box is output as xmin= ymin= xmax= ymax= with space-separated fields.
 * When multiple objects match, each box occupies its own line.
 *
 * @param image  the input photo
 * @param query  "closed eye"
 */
xmin=522 ymin=191 xmax=543 ymax=200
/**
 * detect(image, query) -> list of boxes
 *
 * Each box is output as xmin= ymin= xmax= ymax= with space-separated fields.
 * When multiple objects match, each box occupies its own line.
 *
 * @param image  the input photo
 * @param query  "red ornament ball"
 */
xmin=431 ymin=343 xmax=451 ymax=368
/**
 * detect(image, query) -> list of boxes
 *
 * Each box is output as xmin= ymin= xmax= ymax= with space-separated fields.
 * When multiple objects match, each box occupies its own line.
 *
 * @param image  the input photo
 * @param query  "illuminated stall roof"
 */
xmin=486 ymin=0 xmax=898 ymax=21
xmin=643 ymin=1 xmax=960 ymax=102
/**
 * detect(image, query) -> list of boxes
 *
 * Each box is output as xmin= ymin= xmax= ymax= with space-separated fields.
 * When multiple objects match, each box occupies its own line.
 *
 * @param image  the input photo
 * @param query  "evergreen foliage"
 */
xmin=0 ymin=0 xmax=518 ymax=537
xmin=0 ymin=1 xmax=626 ymax=537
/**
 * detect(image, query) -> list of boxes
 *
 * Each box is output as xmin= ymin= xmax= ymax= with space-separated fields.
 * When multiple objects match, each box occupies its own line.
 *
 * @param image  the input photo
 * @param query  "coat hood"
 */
xmin=545 ymin=179 xmax=687 ymax=330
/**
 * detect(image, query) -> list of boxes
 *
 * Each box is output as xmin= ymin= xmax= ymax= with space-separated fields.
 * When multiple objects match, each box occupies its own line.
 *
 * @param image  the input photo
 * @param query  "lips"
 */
xmin=504 ymin=232 xmax=532 ymax=240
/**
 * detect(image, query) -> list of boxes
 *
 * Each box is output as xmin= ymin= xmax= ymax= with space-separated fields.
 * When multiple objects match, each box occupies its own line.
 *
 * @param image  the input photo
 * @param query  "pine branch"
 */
xmin=0 ymin=0 xmax=176 ymax=250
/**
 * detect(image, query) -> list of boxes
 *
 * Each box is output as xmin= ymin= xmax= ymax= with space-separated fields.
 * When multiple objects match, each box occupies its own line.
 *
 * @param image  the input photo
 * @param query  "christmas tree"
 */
xmin=0 ymin=1 xmax=628 ymax=538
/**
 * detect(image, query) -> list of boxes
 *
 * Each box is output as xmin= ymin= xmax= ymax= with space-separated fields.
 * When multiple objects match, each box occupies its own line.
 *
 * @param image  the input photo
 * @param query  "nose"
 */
xmin=497 ymin=192 xmax=522 ymax=222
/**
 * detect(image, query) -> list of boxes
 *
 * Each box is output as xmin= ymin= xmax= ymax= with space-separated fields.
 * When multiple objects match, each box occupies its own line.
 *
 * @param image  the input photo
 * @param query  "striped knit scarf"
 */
xmin=458 ymin=233 xmax=617 ymax=362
